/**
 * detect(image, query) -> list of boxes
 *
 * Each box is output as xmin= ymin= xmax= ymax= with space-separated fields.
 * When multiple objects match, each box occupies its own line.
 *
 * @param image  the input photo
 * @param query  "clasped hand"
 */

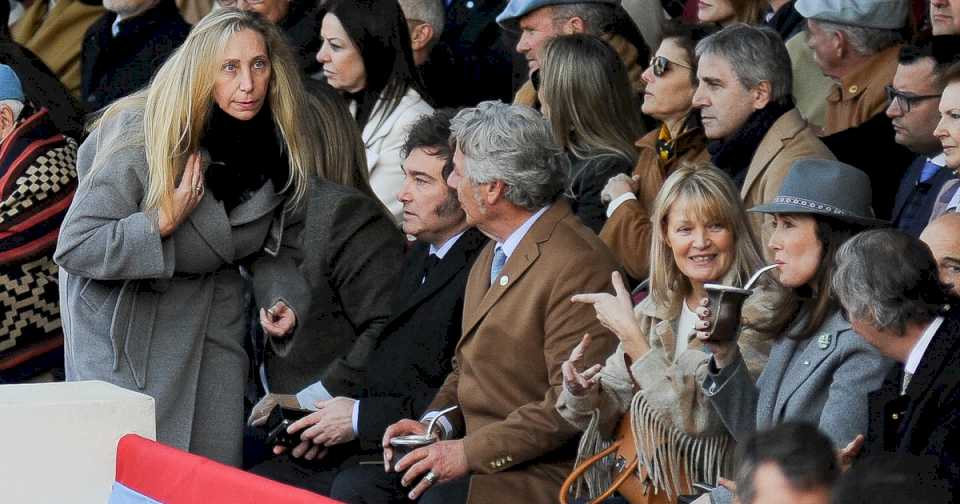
xmin=272 ymin=397 xmax=357 ymax=461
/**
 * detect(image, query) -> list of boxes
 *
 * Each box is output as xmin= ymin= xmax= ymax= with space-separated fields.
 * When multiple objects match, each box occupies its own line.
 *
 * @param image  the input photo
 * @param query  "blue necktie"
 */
xmin=920 ymin=159 xmax=942 ymax=184
xmin=490 ymin=246 xmax=506 ymax=285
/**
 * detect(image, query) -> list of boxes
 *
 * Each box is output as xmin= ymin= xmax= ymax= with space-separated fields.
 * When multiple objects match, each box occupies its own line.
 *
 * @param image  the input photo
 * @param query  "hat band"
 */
xmin=772 ymin=195 xmax=855 ymax=218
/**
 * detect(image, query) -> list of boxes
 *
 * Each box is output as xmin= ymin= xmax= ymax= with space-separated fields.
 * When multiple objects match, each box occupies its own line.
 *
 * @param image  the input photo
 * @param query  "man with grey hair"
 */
xmin=796 ymin=0 xmax=914 ymax=220
xmin=692 ymin=23 xmax=833 ymax=246
xmin=382 ymin=101 xmax=619 ymax=503
xmin=496 ymin=0 xmax=649 ymax=109
xmin=398 ymin=0 xmax=445 ymax=66
xmin=832 ymin=228 xmax=960 ymax=489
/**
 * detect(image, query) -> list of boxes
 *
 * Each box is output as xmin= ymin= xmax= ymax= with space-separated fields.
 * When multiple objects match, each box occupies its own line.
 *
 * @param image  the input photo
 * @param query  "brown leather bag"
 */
xmin=559 ymin=413 xmax=649 ymax=504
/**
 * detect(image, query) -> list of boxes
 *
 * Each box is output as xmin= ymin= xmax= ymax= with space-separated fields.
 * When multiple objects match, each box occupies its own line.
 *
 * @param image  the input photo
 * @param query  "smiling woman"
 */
xmin=54 ymin=8 xmax=321 ymax=466
xmin=559 ymin=162 xmax=780 ymax=499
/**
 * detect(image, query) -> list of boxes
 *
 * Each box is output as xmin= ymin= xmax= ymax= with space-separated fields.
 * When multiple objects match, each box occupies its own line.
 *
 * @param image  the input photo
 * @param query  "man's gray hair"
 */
xmin=696 ymin=23 xmax=793 ymax=103
xmin=450 ymin=101 xmax=568 ymax=211
xmin=0 ymin=99 xmax=23 ymax=121
xmin=549 ymin=2 xmax=617 ymax=35
xmin=832 ymin=229 xmax=950 ymax=336
xmin=398 ymin=0 xmax=445 ymax=38
xmin=815 ymin=20 xmax=901 ymax=56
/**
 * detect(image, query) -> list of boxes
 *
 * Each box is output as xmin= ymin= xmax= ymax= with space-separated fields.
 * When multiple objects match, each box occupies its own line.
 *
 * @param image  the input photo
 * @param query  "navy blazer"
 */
xmin=863 ymin=310 xmax=960 ymax=487
xmin=891 ymin=155 xmax=953 ymax=237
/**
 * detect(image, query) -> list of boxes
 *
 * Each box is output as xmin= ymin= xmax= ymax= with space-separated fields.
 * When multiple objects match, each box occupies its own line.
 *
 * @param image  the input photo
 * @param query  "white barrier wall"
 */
xmin=0 ymin=380 xmax=156 ymax=504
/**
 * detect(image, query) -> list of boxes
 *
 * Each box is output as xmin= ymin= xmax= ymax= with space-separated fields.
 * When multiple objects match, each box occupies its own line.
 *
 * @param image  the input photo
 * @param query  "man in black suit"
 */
xmin=251 ymin=110 xmax=487 ymax=500
xmin=888 ymin=42 xmax=954 ymax=237
xmin=832 ymin=229 xmax=960 ymax=490
xmin=81 ymin=0 xmax=189 ymax=112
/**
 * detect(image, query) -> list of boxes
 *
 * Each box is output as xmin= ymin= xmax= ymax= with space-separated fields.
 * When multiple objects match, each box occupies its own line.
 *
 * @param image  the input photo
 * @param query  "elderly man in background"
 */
xmin=833 ymin=229 xmax=960 ymax=490
xmin=692 ymin=23 xmax=833 ymax=245
xmin=921 ymin=213 xmax=960 ymax=297
xmin=797 ymin=0 xmax=913 ymax=219
xmin=81 ymin=0 xmax=189 ymax=112
xmin=496 ymin=0 xmax=648 ymax=109
xmin=889 ymin=41 xmax=956 ymax=237
xmin=0 ymin=64 xmax=78 ymax=378
xmin=382 ymin=101 xmax=618 ymax=504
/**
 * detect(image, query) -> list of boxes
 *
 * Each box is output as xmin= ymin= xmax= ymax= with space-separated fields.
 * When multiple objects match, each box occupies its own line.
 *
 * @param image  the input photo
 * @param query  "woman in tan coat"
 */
xmin=559 ymin=163 xmax=781 ymax=499
xmin=599 ymin=22 xmax=716 ymax=283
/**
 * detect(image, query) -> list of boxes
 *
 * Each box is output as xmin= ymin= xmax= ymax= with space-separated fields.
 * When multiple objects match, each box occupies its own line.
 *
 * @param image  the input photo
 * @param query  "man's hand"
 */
xmin=395 ymin=439 xmax=469 ymax=500
xmin=261 ymin=301 xmax=296 ymax=337
xmin=382 ymin=419 xmax=428 ymax=471
xmin=837 ymin=434 xmax=864 ymax=472
xmin=298 ymin=397 xmax=357 ymax=446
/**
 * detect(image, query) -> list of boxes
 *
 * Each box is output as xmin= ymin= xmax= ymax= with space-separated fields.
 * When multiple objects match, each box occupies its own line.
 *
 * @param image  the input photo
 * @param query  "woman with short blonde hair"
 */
xmin=56 ymin=8 xmax=316 ymax=466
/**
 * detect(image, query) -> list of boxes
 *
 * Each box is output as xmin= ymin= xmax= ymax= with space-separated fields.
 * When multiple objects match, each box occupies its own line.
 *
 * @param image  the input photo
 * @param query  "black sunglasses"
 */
xmin=884 ymin=85 xmax=941 ymax=114
xmin=649 ymin=55 xmax=693 ymax=77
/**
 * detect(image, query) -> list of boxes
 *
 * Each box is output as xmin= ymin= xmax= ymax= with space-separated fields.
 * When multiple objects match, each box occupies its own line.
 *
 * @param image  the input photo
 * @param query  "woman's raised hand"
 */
xmin=694 ymin=297 xmax=737 ymax=368
xmin=157 ymin=152 xmax=204 ymax=238
xmin=561 ymin=334 xmax=603 ymax=397
xmin=571 ymin=271 xmax=647 ymax=359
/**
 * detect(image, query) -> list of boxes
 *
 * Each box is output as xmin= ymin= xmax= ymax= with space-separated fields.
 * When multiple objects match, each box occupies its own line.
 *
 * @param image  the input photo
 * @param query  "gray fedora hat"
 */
xmin=748 ymin=159 xmax=888 ymax=227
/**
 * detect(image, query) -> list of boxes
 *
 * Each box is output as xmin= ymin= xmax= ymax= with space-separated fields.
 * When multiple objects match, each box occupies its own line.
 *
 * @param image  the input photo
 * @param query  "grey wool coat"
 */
xmin=702 ymin=310 xmax=892 ymax=448
xmin=54 ymin=106 xmax=309 ymax=466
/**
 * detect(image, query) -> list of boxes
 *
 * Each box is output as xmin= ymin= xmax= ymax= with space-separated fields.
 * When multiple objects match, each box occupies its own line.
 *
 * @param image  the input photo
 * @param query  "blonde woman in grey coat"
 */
xmin=54 ymin=10 xmax=317 ymax=466
xmin=558 ymin=163 xmax=781 ymax=498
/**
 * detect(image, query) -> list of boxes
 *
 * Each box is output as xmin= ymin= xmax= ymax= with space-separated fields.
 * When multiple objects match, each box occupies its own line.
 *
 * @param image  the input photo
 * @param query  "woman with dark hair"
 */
xmin=599 ymin=21 xmax=716 ymax=283
xmin=537 ymin=34 xmax=644 ymax=233
xmin=317 ymin=0 xmax=433 ymax=222
xmin=697 ymin=159 xmax=893 ymax=503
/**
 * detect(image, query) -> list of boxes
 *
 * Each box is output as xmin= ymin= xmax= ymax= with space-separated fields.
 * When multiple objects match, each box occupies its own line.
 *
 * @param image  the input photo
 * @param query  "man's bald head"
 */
xmin=920 ymin=213 xmax=960 ymax=296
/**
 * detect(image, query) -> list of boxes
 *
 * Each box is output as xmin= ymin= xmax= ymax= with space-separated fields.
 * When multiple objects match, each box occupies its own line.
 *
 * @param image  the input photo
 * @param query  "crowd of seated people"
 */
xmin=0 ymin=0 xmax=957 ymax=502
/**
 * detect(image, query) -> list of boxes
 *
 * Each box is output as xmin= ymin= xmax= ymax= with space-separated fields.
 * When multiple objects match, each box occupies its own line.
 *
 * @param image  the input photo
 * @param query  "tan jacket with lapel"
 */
xmin=427 ymin=199 xmax=620 ymax=503
xmin=742 ymin=108 xmax=835 ymax=248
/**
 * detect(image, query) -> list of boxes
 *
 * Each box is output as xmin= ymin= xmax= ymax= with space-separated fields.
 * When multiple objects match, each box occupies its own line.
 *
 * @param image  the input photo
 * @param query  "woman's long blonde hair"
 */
xmin=539 ymin=34 xmax=643 ymax=165
xmin=90 ymin=8 xmax=317 ymax=214
xmin=649 ymin=162 xmax=765 ymax=314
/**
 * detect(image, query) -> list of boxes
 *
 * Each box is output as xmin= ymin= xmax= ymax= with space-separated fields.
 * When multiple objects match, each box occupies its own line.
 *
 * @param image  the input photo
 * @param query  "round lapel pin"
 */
xmin=499 ymin=275 xmax=508 ymax=286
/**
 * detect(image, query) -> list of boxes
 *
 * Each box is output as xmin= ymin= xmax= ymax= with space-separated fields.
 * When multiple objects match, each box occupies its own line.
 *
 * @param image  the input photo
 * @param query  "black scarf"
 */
xmin=708 ymin=98 xmax=794 ymax=189
xmin=201 ymin=105 xmax=288 ymax=212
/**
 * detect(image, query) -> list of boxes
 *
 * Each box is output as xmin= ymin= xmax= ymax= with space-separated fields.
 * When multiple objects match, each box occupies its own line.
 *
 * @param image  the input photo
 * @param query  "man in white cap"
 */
xmin=495 ymin=0 xmax=649 ymax=108
xmin=796 ymin=0 xmax=914 ymax=220
xmin=0 ymin=63 xmax=78 ymax=378
xmin=795 ymin=0 xmax=908 ymax=136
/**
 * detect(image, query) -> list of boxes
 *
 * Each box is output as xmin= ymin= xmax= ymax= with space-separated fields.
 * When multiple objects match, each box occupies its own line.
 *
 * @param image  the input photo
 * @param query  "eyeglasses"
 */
xmin=884 ymin=85 xmax=941 ymax=114
xmin=649 ymin=55 xmax=693 ymax=77
xmin=216 ymin=0 xmax=264 ymax=6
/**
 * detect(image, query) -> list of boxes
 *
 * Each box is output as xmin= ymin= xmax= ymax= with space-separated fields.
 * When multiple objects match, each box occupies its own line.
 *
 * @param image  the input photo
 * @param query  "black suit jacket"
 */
xmin=891 ymin=156 xmax=953 ymax=237
xmin=863 ymin=310 xmax=960 ymax=487
xmin=355 ymin=227 xmax=487 ymax=451
xmin=80 ymin=0 xmax=189 ymax=112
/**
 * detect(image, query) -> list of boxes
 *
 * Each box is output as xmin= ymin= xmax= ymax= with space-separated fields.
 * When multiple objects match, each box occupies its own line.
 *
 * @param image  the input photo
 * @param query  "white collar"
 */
xmin=905 ymin=316 xmax=943 ymax=376
xmin=428 ymin=230 xmax=465 ymax=259
xmin=496 ymin=205 xmax=550 ymax=259
xmin=929 ymin=153 xmax=947 ymax=166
